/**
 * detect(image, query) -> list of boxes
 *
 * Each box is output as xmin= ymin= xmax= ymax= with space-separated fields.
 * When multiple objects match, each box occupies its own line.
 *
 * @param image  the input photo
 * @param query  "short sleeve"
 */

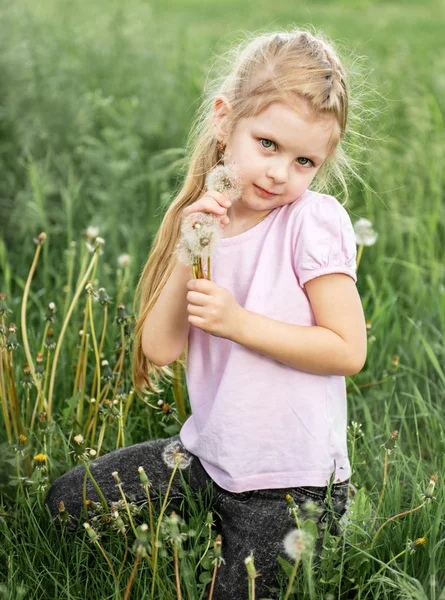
xmin=293 ymin=195 xmax=357 ymax=288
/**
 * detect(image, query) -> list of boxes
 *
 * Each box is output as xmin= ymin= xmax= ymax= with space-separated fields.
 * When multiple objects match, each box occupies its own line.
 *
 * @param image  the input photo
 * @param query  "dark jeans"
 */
xmin=45 ymin=434 xmax=349 ymax=600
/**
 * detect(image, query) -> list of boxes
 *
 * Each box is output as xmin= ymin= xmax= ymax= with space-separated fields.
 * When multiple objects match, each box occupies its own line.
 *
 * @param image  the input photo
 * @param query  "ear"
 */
xmin=212 ymin=95 xmax=233 ymax=138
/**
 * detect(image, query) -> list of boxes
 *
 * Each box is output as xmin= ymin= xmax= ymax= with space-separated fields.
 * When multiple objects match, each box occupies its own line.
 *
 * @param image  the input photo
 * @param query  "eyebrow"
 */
xmin=256 ymin=131 xmax=326 ymax=162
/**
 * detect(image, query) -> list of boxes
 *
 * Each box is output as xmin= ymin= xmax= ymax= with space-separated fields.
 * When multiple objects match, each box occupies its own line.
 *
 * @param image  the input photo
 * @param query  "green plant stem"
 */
xmin=0 ymin=346 xmax=13 ymax=444
xmin=370 ymin=450 xmax=389 ymax=533
xmin=173 ymin=544 xmax=182 ymax=600
xmin=371 ymin=501 xmax=427 ymax=548
xmin=47 ymin=251 xmax=99 ymax=423
xmin=21 ymin=237 xmax=44 ymax=391
xmin=87 ymin=294 xmax=101 ymax=445
xmin=150 ymin=461 xmax=180 ymax=598
xmin=355 ymin=549 xmax=407 ymax=599
xmin=124 ymin=553 xmax=141 ymax=600
xmin=118 ymin=530 xmax=129 ymax=579
xmin=82 ymin=459 xmax=109 ymax=514
xmin=116 ymin=481 xmax=138 ymax=539
xmin=93 ymin=540 xmax=122 ymax=600
xmin=283 ymin=557 xmax=301 ymax=600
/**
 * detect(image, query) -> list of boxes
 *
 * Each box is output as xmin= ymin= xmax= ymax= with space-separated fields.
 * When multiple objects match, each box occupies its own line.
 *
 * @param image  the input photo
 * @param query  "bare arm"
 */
xmin=142 ymin=258 xmax=192 ymax=366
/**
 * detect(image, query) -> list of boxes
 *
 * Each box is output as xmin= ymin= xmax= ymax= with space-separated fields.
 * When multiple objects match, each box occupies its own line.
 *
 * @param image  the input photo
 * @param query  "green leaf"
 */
xmin=277 ymin=554 xmax=294 ymax=578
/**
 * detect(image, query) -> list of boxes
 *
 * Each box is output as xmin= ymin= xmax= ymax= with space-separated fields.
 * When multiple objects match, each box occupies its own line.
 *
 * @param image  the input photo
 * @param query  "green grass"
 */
xmin=1 ymin=0 xmax=445 ymax=597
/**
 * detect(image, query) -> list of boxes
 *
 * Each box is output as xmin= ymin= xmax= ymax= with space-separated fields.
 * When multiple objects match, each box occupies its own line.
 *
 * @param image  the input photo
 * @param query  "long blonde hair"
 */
xmin=133 ymin=27 xmax=366 ymax=394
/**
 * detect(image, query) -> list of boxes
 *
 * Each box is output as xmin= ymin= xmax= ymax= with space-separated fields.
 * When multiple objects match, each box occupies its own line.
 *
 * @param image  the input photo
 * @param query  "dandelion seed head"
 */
xmin=176 ymin=212 xmax=222 ymax=263
xmin=283 ymin=528 xmax=315 ymax=561
xmin=206 ymin=163 xmax=243 ymax=203
xmin=86 ymin=226 xmax=99 ymax=241
xmin=162 ymin=440 xmax=193 ymax=470
xmin=118 ymin=253 xmax=131 ymax=267
xmin=353 ymin=218 xmax=378 ymax=246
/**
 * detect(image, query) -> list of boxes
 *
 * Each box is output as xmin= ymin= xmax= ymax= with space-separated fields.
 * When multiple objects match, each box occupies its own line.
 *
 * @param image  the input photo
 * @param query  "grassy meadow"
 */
xmin=1 ymin=0 xmax=445 ymax=597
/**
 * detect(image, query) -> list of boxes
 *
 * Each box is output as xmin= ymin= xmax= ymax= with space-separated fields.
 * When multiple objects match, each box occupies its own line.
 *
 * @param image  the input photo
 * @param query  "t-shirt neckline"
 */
xmin=218 ymin=190 xmax=308 ymax=247
xmin=218 ymin=209 xmax=278 ymax=247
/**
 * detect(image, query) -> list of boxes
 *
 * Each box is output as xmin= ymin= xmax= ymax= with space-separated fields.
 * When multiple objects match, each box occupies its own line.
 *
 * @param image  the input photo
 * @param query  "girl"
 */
xmin=46 ymin=28 xmax=368 ymax=599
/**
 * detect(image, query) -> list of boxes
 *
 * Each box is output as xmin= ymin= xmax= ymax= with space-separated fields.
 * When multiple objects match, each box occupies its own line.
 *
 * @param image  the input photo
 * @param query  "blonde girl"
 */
xmin=46 ymin=28 xmax=368 ymax=599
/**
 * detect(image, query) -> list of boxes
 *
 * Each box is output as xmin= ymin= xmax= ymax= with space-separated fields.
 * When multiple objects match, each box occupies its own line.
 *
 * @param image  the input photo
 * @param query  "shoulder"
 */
xmin=288 ymin=190 xmax=352 ymax=226
xmin=285 ymin=191 xmax=355 ymax=244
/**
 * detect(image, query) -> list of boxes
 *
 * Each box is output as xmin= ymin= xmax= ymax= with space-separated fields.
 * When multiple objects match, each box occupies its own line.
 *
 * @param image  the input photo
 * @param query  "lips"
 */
xmin=254 ymin=184 xmax=279 ymax=197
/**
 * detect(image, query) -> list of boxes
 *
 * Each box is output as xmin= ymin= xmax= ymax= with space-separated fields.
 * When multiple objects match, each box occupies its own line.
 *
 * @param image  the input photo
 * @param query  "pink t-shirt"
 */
xmin=179 ymin=189 xmax=358 ymax=492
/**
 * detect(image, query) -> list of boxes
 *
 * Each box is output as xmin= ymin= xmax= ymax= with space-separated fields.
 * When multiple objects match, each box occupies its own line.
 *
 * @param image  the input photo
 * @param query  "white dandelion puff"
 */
xmin=353 ymin=218 xmax=378 ymax=246
xmin=174 ymin=212 xmax=222 ymax=267
xmin=283 ymin=528 xmax=315 ymax=561
xmin=86 ymin=226 xmax=99 ymax=241
xmin=162 ymin=440 xmax=193 ymax=470
xmin=206 ymin=162 xmax=243 ymax=203
xmin=118 ymin=253 xmax=131 ymax=267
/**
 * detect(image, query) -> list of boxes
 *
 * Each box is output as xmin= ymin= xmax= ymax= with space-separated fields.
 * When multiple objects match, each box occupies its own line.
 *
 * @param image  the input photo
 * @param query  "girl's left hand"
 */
xmin=186 ymin=278 xmax=243 ymax=339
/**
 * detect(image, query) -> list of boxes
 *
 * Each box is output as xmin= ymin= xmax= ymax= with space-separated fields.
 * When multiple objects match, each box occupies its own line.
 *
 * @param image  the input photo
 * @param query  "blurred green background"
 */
xmin=1 ymin=0 xmax=444 ymax=293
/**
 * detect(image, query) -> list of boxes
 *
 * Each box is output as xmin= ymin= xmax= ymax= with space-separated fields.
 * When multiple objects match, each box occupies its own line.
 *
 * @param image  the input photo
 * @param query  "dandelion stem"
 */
xmin=150 ymin=461 xmax=180 ymax=598
xmin=81 ymin=459 xmax=109 ymax=514
xmin=3 ymin=350 xmax=19 ymax=439
xmin=371 ymin=502 xmax=426 ymax=548
xmin=354 ymin=549 xmax=407 ymax=599
xmin=174 ymin=544 xmax=182 ymax=600
xmin=356 ymin=244 xmax=364 ymax=270
xmin=93 ymin=539 xmax=122 ymax=600
xmin=87 ymin=293 xmax=101 ymax=445
xmin=370 ymin=449 xmax=389 ymax=533
xmin=8 ymin=351 xmax=24 ymax=437
xmin=0 ymin=342 xmax=13 ymax=444
xmin=143 ymin=483 xmax=155 ymax=567
xmin=91 ymin=304 xmax=108 ymax=398
xmin=124 ymin=553 xmax=140 ymax=600
xmin=47 ymin=251 xmax=99 ymax=422
xmin=116 ymin=482 xmax=138 ymax=539
xmin=283 ymin=557 xmax=301 ymax=600
xmin=172 ymin=358 xmax=186 ymax=423
xmin=208 ymin=563 xmax=219 ymax=600
xmin=63 ymin=243 xmax=77 ymax=319
xmin=118 ymin=529 xmax=129 ymax=580
xmin=21 ymin=235 xmax=45 ymax=391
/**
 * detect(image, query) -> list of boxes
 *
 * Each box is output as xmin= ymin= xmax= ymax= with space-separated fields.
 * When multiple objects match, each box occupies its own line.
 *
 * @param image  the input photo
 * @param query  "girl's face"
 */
xmin=217 ymin=99 xmax=338 ymax=225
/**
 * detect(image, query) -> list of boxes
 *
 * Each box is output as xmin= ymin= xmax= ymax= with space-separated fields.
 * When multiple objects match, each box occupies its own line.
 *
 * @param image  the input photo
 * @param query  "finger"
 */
xmin=187 ymin=303 xmax=205 ymax=317
xmin=186 ymin=291 xmax=206 ymax=305
xmin=188 ymin=314 xmax=205 ymax=328
xmin=206 ymin=190 xmax=232 ymax=209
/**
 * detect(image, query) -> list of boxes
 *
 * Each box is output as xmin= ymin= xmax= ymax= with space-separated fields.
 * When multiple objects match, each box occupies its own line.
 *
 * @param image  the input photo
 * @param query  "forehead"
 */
xmin=247 ymin=100 xmax=338 ymax=155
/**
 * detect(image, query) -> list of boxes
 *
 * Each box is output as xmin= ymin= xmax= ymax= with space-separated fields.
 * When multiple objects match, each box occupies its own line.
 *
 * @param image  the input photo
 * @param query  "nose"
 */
xmin=266 ymin=160 xmax=288 ymax=185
